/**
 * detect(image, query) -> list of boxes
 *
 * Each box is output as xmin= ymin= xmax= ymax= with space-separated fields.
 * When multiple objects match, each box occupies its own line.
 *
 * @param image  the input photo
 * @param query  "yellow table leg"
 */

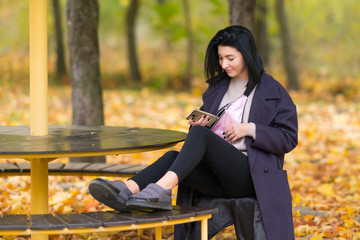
xmin=29 ymin=0 xmax=48 ymax=136
xmin=31 ymin=158 xmax=49 ymax=240
xmin=201 ymin=218 xmax=208 ymax=240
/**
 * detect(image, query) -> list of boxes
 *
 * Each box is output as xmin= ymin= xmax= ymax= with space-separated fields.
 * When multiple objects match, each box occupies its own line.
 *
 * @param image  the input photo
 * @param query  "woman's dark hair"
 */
xmin=204 ymin=25 xmax=264 ymax=88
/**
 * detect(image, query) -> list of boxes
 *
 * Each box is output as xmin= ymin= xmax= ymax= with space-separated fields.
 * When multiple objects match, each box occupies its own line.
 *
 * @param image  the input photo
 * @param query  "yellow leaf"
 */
xmin=317 ymin=183 xmax=335 ymax=197
xmin=304 ymin=215 xmax=314 ymax=220
xmin=310 ymin=233 xmax=324 ymax=240
xmin=345 ymin=206 xmax=356 ymax=215
xmin=293 ymin=193 xmax=301 ymax=204
xmin=342 ymin=216 xmax=355 ymax=228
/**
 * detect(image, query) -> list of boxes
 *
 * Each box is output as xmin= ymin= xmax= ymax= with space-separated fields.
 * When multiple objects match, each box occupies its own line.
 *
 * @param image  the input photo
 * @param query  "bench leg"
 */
xmin=31 ymin=158 xmax=49 ymax=240
xmin=138 ymin=227 xmax=161 ymax=239
xmin=155 ymin=226 xmax=162 ymax=240
xmin=201 ymin=219 xmax=208 ymax=240
xmin=137 ymin=229 xmax=143 ymax=238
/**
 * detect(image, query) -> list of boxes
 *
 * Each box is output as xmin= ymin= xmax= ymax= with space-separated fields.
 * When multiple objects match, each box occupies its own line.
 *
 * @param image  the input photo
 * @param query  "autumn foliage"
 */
xmin=0 ymin=77 xmax=359 ymax=239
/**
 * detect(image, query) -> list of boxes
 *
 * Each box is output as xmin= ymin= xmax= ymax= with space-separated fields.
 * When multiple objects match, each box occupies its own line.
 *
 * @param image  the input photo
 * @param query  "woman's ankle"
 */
xmin=156 ymin=171 xmax=179 ymax=190
xmin=126 ymin=179 xmax=140 ymax=195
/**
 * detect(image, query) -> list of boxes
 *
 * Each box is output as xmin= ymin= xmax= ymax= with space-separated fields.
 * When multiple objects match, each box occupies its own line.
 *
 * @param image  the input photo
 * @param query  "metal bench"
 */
xmin=0 ymin=162 xmax=147 ymax=177
xmin=0 ymin=206 xmax=218 ymax=240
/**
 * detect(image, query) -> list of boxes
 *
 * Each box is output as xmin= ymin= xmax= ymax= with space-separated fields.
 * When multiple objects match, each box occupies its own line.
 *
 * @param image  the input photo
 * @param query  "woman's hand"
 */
xmin=224 ymin=123 xmax=250 ymax=143
xmin=188 ymin=115 xmax=211 ymax=127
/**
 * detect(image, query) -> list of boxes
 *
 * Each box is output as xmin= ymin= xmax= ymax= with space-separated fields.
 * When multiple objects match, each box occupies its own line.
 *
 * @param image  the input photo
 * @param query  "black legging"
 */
xmin=130 ymin=125 xmax=255 ymax=198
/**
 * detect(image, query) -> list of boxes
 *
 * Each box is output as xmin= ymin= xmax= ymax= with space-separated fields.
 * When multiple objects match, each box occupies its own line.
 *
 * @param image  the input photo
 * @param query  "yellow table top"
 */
xmin=0 ymin=125 xmax=187 ymax=159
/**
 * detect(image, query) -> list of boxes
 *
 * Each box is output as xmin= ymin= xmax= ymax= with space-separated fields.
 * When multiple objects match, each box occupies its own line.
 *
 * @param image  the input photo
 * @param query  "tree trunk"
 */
xmin=181 ymin=0 xmax=193 ymax=90
xmin=228 ymin=0 xmax=256 ymax=31
xmin=126 ymin=0 xmax=142 ymax=82
xmin=52 ymin=0 xmax=67 ymax=78
xmin=66 ymin=0 xmax=105 ymax=163
xmin=255 ymin=0 xmax=269 ymax=67
xmin=275 ymin=0 xmax=299 ymax=90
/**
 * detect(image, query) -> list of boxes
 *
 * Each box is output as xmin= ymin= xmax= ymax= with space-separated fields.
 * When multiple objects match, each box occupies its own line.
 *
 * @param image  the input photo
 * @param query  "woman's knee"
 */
xmin=163 ymin=150 xmax=179 ymax=160
xmin=158 ymin=150 xmax=179 ymax=166
xmin=188 ymin=125 xmax=210 ymax=137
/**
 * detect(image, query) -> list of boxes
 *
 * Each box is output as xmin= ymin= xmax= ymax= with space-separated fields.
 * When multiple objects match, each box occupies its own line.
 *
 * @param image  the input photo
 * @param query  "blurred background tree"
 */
xmin=52 ymin=0 xmax=67 ymax=80
xmin=66 ymin=0 xmax=105 ymax=163
xmin=1 ymin=0 xmax=358 ymax=91
xmin=255 ymin=0 xmax=269 ymax=68
xmin=0 ymin=0 xmax=358 ymax=167
xmin=181 ymin=0 xmax=194 ymax=90
xmin=228 ymin=0 xmax=256 ymax=31
xmin=0 ymin=2 xmax=359 ymax=237
xmin=126 ymin=0 xmax=142 ymax=83
xmin=0 ymin=0 xmax=359 ymax=103
xmin=275 ymin=0 xmax=299 ymax=90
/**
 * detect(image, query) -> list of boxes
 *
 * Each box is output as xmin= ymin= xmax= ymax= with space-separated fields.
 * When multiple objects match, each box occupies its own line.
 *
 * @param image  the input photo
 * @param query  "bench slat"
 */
xmin=0 ymin=162 xmax=146 ymax=176
xmin=0 ymin=214 xmax=27 ymax=230
xmin=16 ymin=162 xmax=31 ymax=173
xmin=48 ymin=162 xmax=66 ymax=171
xmin=55 ymin=213 xmax=102 ymax=228
xmin=82 ymin=163 xmax=117 ymax=172
xmin=0 ymin=206 xmax=218 ymax=233
xmin=30 ymin=214 xmax=65 ymax=230
xmin=17 ymin=163 xmax=66 ymax=173
xmin=118 ymin=165 xmax=147 ymax=174
xmin=62 ymin=162 xmax=92 ymax=172
xmin=103 ymin=164 xmax=147 ymax=174
xmin=114 ymin=210 xmax=168 ymax=224
xmin=153 ymin=206 xmax=197 ymax=220
xmin=82 ymin=211 xmax=136 ymax=227
xmin=0 ymin=163 xmax=20 ymax=173
xmin=100 ymin=164 xmax=140 ymax=171
xmin=147 ymin=206 xmax=218 ymax=221
xmin=173 ymin=205 xmax=219 ymax=217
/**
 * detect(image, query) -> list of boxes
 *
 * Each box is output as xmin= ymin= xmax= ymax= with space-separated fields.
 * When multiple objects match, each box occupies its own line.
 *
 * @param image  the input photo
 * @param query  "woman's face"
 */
xmin=218 ymin=45 xmax=248 ymax=80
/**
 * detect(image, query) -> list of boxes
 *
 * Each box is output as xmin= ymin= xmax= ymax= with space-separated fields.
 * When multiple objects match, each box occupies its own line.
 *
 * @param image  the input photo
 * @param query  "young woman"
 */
xmin=89 ymin=25 xmax=298 ymax=239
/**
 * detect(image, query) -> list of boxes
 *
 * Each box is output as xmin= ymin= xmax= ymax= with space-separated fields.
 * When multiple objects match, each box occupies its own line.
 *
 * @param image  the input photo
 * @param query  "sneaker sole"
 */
xmin=126 ymin=199 xmax=172 ymax=211
xmin=89 ymin=179 xmax=129 ymax=212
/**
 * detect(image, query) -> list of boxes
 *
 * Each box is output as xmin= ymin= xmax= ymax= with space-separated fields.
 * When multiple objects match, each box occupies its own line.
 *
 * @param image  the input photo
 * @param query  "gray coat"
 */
xmin=176 ymin=73 xmax=298 ymax=240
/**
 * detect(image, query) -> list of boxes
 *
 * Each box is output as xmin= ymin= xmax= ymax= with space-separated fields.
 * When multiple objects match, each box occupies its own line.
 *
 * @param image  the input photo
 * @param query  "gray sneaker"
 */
xmin=88 ymin=178 xmax=132 ymax=212
xmin=126 ymin=183 xmax=172 ymax=211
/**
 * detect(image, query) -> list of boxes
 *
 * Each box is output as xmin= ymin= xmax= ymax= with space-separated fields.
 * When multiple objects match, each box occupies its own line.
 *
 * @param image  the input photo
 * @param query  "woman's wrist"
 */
xmin=247 ymin=122 xmax=256 ymax=140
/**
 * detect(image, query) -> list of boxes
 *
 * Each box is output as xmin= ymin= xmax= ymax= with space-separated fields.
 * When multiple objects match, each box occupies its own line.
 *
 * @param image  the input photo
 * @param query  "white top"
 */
xmin=218 ymin=78 xmax=257 ymax=153
xmin=219 ymin=78 xmax=248 ymax=109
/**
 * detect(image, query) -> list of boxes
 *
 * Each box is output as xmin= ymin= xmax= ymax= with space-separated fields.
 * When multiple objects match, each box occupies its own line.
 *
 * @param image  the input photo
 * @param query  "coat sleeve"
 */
xmin=250 ymin=86 xmax=298 ymax=155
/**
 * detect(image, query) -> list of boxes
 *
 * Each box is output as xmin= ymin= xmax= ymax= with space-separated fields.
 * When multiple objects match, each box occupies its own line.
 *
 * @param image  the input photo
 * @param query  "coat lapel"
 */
xmin=248 ymin=73 xmax=280 ymax=126
xmin=202 ymin=77 xmax=231 ymax=114
xmin=247 ymin=73 xmax=280 ymax=169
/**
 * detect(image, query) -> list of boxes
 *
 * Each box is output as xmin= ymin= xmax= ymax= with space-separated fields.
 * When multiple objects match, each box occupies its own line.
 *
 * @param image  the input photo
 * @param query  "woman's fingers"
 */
xmin=189 ymin=115 xmax=210 ymax=127
xmin=197 ymin=115 xmax=210 ymax=126
xmin=225 ymin=124 xmax=247 ymax=143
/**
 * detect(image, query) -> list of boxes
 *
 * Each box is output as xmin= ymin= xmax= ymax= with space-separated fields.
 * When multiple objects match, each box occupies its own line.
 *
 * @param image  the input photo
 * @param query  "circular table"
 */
xmin=0 ymin=125 xmax=186 ymax=225
xmin=0 ymin=125 xmax=187 ymax=158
